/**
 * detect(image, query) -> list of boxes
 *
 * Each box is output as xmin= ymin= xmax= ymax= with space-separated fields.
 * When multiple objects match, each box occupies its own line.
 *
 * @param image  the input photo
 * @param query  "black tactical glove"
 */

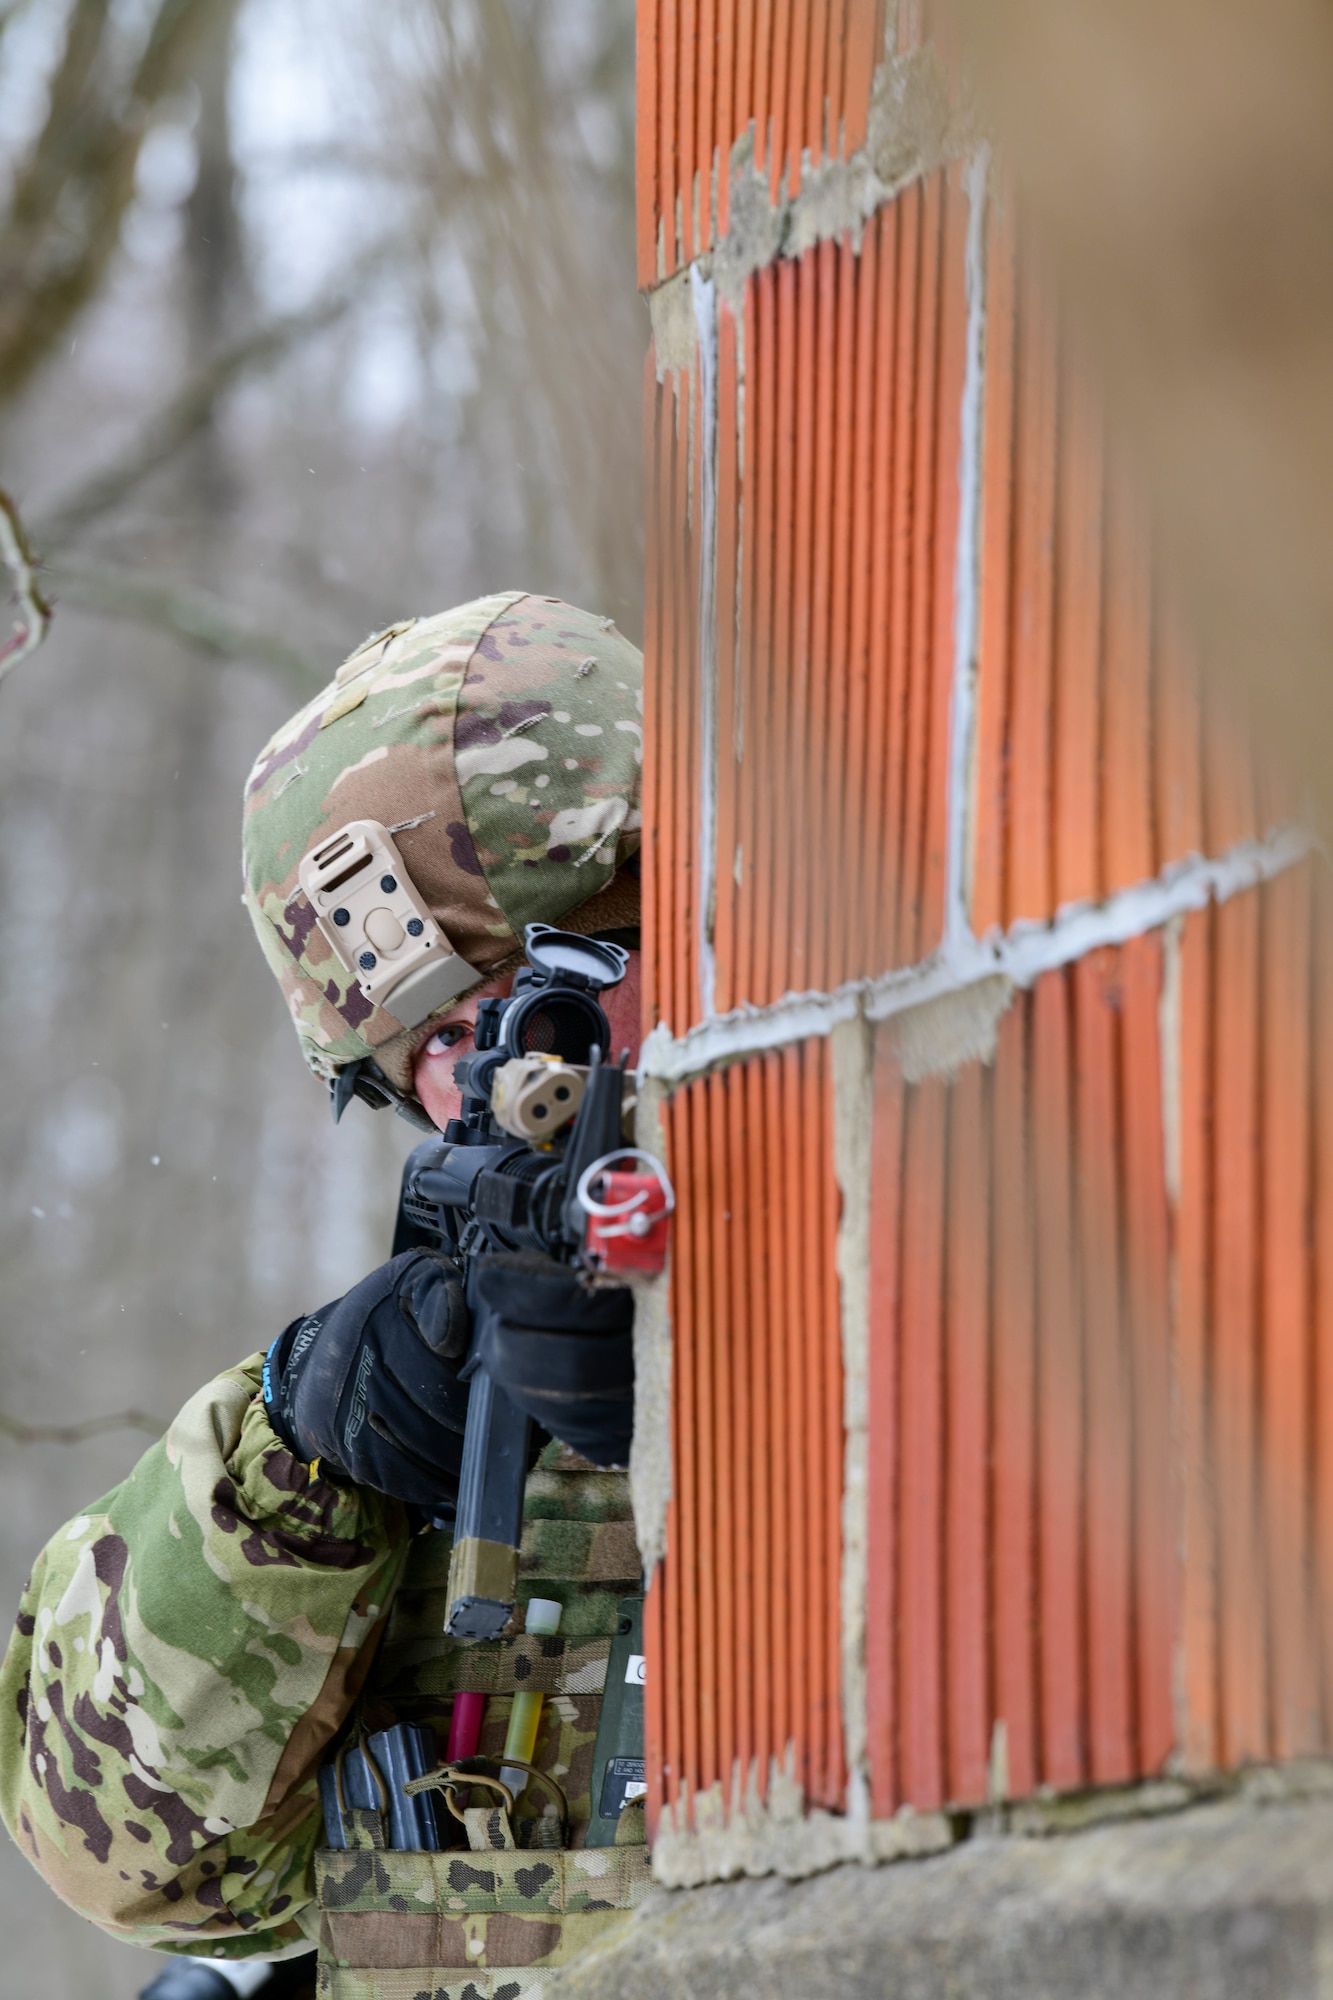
xmin=262 ymin=1250 xmax=471 ymax=1509
xmin=472 ymin=1252 xmax=635 ymax=1468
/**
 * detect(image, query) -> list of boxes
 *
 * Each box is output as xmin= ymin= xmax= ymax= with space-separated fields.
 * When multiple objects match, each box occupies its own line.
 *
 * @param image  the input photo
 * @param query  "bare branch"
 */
xmin=0 ymin=1404 xmax=161 ymax=1446
xmin=47 ymin=554 xmax=316 ymax=686
xmin=0 ymin=486 xmax=52 ymax=683
xmin=37 ymin=237 xmax=403 ymax=547
xmin=0 ymin=0 xmax=222 ymax=406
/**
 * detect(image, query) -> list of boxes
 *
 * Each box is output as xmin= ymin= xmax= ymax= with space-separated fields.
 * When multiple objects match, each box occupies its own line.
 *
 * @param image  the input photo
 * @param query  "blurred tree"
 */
xmin=0 ymin=15 xmax=643 ymax=1986
xmin=0 ymin=0 xmax=221 ymax=404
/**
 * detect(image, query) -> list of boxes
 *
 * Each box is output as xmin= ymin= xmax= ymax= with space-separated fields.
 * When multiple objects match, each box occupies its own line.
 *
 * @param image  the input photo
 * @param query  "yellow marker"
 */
xmin=501 ymin=1597 xmax=562 ymax=1797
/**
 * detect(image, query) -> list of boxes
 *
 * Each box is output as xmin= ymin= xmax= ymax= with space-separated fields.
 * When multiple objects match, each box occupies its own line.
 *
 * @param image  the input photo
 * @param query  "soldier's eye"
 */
xmin=426 ymin=1025 xmax=469 ymax=1054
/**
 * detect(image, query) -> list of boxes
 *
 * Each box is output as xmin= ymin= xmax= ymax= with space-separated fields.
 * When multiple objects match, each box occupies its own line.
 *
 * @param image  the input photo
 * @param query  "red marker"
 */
xmin=447 ymin=1690 xmax=485 ymax=1762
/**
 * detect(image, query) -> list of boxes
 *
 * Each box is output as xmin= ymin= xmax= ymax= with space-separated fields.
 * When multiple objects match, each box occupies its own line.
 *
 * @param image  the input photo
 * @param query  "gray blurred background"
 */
xmin=0 ymin=1 xmax=641 ymax=1990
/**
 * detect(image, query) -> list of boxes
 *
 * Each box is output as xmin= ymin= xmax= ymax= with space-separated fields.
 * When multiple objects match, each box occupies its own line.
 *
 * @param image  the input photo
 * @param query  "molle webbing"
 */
xmin=316 ymin=1845 xmax=655 ymax=2000
xmin=372 ymin=1445 xmax=641 ymax=1708
xmin=317 ymin=1450 xmax=645 ymax=1998
xmin=385 ymin=1632 xmax=614 ymax=1701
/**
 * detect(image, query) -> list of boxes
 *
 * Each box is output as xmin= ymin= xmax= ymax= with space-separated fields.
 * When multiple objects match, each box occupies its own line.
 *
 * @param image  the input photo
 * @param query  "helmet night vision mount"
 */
xmin=299 ymin=818 xmax=481 ymax=1029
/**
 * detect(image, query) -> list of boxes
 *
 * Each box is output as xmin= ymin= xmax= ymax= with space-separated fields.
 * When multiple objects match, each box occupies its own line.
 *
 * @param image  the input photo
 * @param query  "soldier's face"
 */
xmin=412 ymin=951 xmax=643 ymax=1133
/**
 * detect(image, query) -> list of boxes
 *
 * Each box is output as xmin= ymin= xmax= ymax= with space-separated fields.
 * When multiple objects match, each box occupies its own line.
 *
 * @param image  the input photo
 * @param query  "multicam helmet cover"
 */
xmin=242 ymin=592 xmax=643 ymax=1080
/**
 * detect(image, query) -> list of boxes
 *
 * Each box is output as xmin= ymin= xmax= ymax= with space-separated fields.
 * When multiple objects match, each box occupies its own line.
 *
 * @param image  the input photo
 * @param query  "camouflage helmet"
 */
xmin=241 ymin=591 xmax=643 ymax=1087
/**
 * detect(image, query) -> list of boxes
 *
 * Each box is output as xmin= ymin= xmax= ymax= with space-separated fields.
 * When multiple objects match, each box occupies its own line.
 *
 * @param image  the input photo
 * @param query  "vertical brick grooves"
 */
xmin=812 ymin=0 xmax=836 ymax=163
xmin=638 ymin=5 xmax=661 ymax=288
xmin=1102 ymin=474 xmax=1155 ymax=889
xmin=708 ymin=179 xmax=962 ymax=1014
xmin=861 ymin=199 xmax=899 ymax=957
xmin=728 ymin=1063 xmax=755 ymax=1797
xmin=718 ymin=1071 xmax=744 ymax=1802
xmin=658 ymin=2 xmax=680 ymax=282
xmin=806 ymin=237 xmax=838 ymax=995
xmin=1004 ymin=245 xmax=1058 ymax=928
xmin=734 ymin=284 xmax=763 ymax=1013
xmin=920 ymin=162 xmax=967 ymax=955
xmin=822 ymin=234 xmax=859 ymax=992
xmin=782 ymin=1 xmax=808 ymax=200
xmin=884 ymin=181 xmax=920 ymax=968
xmin=841 ymin=0 xmax=881 ymax=154
xmin=1076 ymin=948 xmax=1134 ymax=1784
xmin=641 ymin=350 xmax=704 ymax=1035
xmin=972 ymin=220 xmax=1283 ymax=940
xmin=820 ymin=1048 xmax=847 ymax=1804
xmin=697 ymin=0 xmax=717 ymax=259
xmin=1033 ymin=968 xmax=1082 ymax=1792
xmin=895 ymin=174 xmax=940 ymax=962
xmin=1120 ymin=932 xmax=1177 ymax=1775
xmin=863 ymin=956 xmax=1183 ymax=1811
xmin=899 ymin=1076 xmax=947 ymax=1806
xmin=837 ymin=217 xmax=879 ymax=982
xmin=1263 ymin=870 xmax=1318 ymax=1757
xmin=1051 ymin=363 xmax=1103 ymax=908
xmin=1176 ymin=904 xmax=1217 ymax=1771
xmin=1315 ymin=878 xmax=1333 ymax=1752
xmin=971 ymin=186 xmax=1016 ymax=938
xmin=1172 ymin=867 xmax=1333 ymax=1775
xmin=638 ymin=1 xmax=883 ymax=281
xmin=717 ymin=3 xmax=739 ymax=239
xmin=786 ymin=248 xmax=817 ymax=997
xmin=990 ymin=997 xmax=1038 ymax=1800
xmin=804 ymin=1042 xmax=836 ymax=1799
xmin=669 ymin=359 xmax=689 ymax=1032
xmin=653 ymin=359 xmax=674 ymax=1033
xmin=695 ymin=1075 xmax=720 ymax=1799
xmin=1212 ymin=890 xmax=1266 ymax=1764
xmin=769 ymin=258 xmax=798 ymax=1001
xmin=691 ymin=357 xmax=707 ymax=1027
xmin=866 ymin=1032 xmax=905 ymax=1817
xmin=680 ymin=0 xmax=699 ymax=264
xmin=945 ymin=1059 xmax=991 ymax=1805
xmin=1153 ymin=607 xmax=1203 ymax=871
xmin=752 ymin=0 xmax=775 ymax=183
xmin=767 ymin=0 xmax=792 ymax=199
xmin=761 ymin=1054 xmax=788 ymax=1792
xmin=654 ymin=1051 xmax=844 ymax=1823
xmin=711 ymin=304 xmax=741 ymax=1016
xmin=638 ymin=4 xmax=1333 ymax=1862
xmin=672 ymin=1083 xmax=700 ymax=1813
xmin=644 ymin=357 xmax=705 ymax=1037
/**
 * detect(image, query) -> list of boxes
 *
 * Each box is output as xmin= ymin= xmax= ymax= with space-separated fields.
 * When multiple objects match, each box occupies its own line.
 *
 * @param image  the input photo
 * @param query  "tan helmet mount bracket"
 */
xmin=298 ymin=819 xmax=481 ymax=1030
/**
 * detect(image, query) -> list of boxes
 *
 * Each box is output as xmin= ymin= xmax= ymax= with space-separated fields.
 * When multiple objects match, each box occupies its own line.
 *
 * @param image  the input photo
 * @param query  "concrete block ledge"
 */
xmin=547 ymin=1796 xmax=1333 ymax=1999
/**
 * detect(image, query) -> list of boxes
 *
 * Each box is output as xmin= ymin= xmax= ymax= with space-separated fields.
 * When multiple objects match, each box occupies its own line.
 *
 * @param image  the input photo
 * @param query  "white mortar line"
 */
xmin=692 ymin=264 xmax=720 ymax=1022
xmin=639 ymin=823 xmax=1313 ymax=1089
xmin=831 ymin=1018 xmax=875 ymax=1847
xmin=943 ymin=147 xmax=989 ymax=953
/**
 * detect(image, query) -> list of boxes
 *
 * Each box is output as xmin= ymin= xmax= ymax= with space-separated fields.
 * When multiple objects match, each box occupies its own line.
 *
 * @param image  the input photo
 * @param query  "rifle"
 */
xmin=391 ymin=923 xmax=672 ymax=1640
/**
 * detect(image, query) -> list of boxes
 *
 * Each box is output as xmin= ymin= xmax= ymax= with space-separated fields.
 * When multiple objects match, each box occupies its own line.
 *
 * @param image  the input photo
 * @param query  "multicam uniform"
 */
xmin=0 ymin=1357 xmax=402 ymax=1961
xmin=0 ymin=596 xmax=649 ymax=1983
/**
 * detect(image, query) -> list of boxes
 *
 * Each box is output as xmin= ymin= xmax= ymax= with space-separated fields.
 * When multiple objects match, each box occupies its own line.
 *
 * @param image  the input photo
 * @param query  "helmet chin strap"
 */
xmin=330 ymin=1057 xmax=437 ymax=1133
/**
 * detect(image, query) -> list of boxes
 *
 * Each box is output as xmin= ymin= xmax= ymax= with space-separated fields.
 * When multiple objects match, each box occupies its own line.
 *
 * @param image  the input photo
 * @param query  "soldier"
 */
xmin=0 ymin=594 xmax=647 ymax=1989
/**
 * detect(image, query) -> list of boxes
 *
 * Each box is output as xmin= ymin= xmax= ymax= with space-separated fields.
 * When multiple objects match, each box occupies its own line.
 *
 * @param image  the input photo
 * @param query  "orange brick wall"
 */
xmin=637 ymin=4 xmax=1327 ymax=1864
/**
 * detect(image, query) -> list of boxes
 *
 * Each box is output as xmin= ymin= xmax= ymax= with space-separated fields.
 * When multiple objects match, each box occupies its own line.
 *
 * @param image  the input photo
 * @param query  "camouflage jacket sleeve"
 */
xmin=0 ymin=1353 xmax=410 ymax=1961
